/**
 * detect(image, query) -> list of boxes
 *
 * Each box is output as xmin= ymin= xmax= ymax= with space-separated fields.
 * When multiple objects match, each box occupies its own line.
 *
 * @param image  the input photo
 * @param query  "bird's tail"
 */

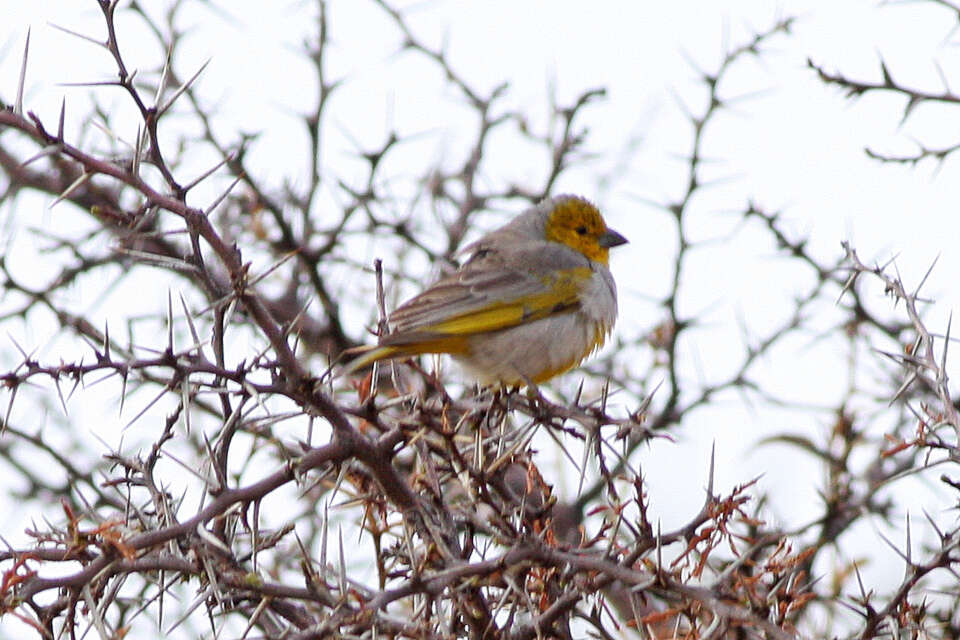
xmin=338 ymin=344 xmax=405 ymax=378
xmin=340 ymin=334 xmax=469 ymax=378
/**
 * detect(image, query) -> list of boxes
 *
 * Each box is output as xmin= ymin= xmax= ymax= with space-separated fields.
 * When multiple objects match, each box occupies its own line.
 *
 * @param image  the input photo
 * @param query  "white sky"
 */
xmin=3 ymin=0 xmax=960 ymax=634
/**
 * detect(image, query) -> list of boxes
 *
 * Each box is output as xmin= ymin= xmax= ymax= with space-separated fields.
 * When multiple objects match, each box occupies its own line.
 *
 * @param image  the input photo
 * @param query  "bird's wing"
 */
xmin=383 ymin=241 xmax=590 ymax=346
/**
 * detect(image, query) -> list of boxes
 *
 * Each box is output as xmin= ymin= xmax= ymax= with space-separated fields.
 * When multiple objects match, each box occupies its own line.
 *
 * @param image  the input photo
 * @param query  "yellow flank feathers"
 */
xmin=424 ymin=303 xmax=526 ymax=335
xmin=342 ymin=194 xmax=627 ymax=386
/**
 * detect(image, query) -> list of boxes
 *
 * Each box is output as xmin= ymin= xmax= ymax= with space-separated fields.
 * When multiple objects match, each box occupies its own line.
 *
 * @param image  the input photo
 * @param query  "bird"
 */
xmin=344 ymin=194 xmax=627 ymax=387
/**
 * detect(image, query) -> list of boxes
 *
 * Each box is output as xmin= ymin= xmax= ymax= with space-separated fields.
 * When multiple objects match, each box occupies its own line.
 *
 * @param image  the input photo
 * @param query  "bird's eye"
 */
xmin=575 ymin=226 xmax=588 ymax=235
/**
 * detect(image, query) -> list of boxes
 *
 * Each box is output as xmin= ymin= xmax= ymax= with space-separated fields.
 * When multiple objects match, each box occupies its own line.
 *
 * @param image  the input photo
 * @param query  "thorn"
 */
xmin=940 ymin=312 xmax=952 ymax=376
xmin=875 ymin=527 xmax=910 ymax=564
xmin=123 ymin=385 xmax=167 ymax=431
xmin=181 ymin=377 xmax=191 ymax=435
xmin=914 ymin=253 xmax=940 ymax=297
xmin=182 ymin=152 xmax=235 ymax=193
xmin=54 ymin=377 xmax=68 ymax=416
xmin=196 ymin=523 xmax=231 ymax=554
xmin=57 ymin=98 xmax=66 ymax=139
xmin=155 ymin=46 xmax=173 ymax=107
xmin=119 ymin=367 xmax=128 ymax=417
xmin=706 ymin=441 xmax=716 ymax=498
xmin=179 ymin=293 xmax=201 ymax=348
xmin=879 ymin=58 xmax=894 ymax=86
xmin=204 ymin=174 xmax=244 ymax=216
xmin=47 ymin=22 xmax=105 ymax=48
xmin=202 ymin=432 xmax=220 ymax=492
xmin=921 ymin=508 xmax=944 ymax=541
xmin=19 ymin=144 xmax=63 ymax=169
xmin=337 ymin=525 xmax=347 ymax=597
xmin=132 ymin=124 xmax=143 ymax=179
xmin=655 ymin=520 xmax=663 ymax=576
xmin=49 ymin=171 xmax=92 ymax=208
xmin=904 ymin=512 xmax=913 ymax=573
xmin=2 ymin=386 xmax=18 ymax=434
xmin=901 ymin=96 xmax=919 ymax=127
xmin=167 ymin=290 xmax=175 ymax=353
xmin=158 ymin=58 xmax=211 ymax=116
xmin=15 ymin=29 xmax=30 ymax=116
xmin=320 ymin=500 xmax=329 ymax=570
xmin=853 ymin=561 xmax=868 ymax=601
xmin=889 ymin=372 xmax=917 ymax=406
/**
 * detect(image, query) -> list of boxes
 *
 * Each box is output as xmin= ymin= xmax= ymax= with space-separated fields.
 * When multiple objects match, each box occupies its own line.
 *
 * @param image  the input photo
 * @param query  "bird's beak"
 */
xmin=598 ymin=229 xmax=628 ymax=248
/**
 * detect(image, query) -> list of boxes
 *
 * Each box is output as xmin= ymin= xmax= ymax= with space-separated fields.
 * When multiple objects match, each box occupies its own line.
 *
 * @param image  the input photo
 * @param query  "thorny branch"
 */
xmin=0 ymin=2 xmax=958 ymax=639
xmin=807 ymin=0 xmax=960 ymax=167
